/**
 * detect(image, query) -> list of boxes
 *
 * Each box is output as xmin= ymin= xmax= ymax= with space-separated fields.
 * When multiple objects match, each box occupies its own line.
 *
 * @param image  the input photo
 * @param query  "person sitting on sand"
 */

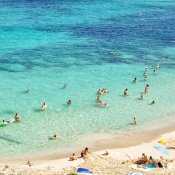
xmin=150 ymin=100 xmax=155 ymax=105
xmin=26 ymin=160 xmax=32 ymax=166
xmin=67 ymin=100 xmax=72 ymax=105
xmin=124 ymin=88 xmax=128 ymax=95
xmin=51 ymin=134 xmax=57 ymax=140
xmin=144 ymin=84 xmax=149 ymax=93
xmin=134 ymin=153 xmax=148 ymax=164
xmin=147 ymin=156 xmax=157 ymax=166
xmin=81 ymin=147 xmax=91 ymax=158
xmin=102 ymin=150 xmax=109 ymax=156
xmin=14 ymin=113 xmax=20 ymax=122
xmin=69 ymin=153 xmax=77 ymax=161
xmin=133 ymin=77 xmax=137 ymax=83
xmin=41 ymin=102 xmax=47 ymax=111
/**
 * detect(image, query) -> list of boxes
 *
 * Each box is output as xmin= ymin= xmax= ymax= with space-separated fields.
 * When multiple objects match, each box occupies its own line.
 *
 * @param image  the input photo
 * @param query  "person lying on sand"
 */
xmin=81 ymin=147 xmax=91 ymax=158
xmin=102 ymin=150 xmax=109 ymax=156
xmin=134 ymin=153 xmax=148 ymax=164
xmin=69 ymin=153 xmax=77 ymax=161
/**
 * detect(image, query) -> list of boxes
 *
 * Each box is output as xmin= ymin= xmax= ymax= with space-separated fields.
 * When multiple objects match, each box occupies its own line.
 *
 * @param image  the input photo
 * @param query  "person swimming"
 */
xmin=67 ymin=100 xmax=72 ymax=105
xmin=124 ymin=88 xmax=128 ymax=95
xmin=145 ymin=67 xmax=148 ymax=72
xmin=155 ymin=64 xmax=160 ymax=68
xmin=51 ymin=134 xmax=57 ymax=140
xmin=150 ymin=100 xmax=155 ymax=105
xmin=144 ymin=76 xmax=148 ymax=81
xmin=63 ymin=83 xmax=67 ymax=89
xmin=26 ymin=88 xmax=31 ymax=93
xmin=140 ymin=94 xmax=144 ymax=100
xmin=41 ymin=102 xmax=47 ymax=111
xmin=14 ymin=113 xmax=20 ymax=122
xmin=133 ymin=77 xmax=137 ymax=83
xmin=153 ymin=70 xmax=157 ymax=75
xmin=144 ymin=84 xmax=149 ymax=93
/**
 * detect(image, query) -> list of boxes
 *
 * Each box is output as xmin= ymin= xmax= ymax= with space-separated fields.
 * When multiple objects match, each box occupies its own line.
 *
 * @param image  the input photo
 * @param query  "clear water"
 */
xmin=0 ymin=0 xmax=175 ymax=157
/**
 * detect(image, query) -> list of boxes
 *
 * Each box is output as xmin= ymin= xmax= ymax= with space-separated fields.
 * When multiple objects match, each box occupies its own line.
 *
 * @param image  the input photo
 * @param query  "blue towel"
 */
xmin=77 ymin=168 xmax=93 ymax=174
xmin=154 ymin=145 xmax=170 ymax=156
xmin=144 ymin=164 xmax=156 ymax=168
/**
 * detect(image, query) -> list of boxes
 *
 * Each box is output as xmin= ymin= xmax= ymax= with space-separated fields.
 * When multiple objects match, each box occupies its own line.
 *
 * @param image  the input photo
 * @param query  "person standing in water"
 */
xmin=67 ymin=100 xmax=72 ymax=105
xmin=124 ymin=89 xmax=128 ymax=95
xmin=144 ymin=84 xmax=149 ymax=93
xmin=133 ymin=117 xmax=137 ymax=125
xmin=14 ymin=113 xmax=20 ymax=122
xmin=153 ymin=70 xmax=157 ymax=75
xmin=133 ymin=77 xmax=138 ymax=83
xmin=41 ymin=102 xmax=47 ymax=111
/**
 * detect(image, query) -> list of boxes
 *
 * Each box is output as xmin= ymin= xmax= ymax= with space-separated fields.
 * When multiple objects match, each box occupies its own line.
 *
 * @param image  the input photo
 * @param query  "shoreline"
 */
xmin=0 ymin=129 xmax=175 ymax=174
xmin=1 ymin=112 xmax=175 ymax=164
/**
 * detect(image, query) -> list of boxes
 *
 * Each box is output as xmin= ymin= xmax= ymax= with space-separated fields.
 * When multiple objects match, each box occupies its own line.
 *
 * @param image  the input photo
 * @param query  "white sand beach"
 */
xmin=0 ymin=131 xmax=175 ymax=175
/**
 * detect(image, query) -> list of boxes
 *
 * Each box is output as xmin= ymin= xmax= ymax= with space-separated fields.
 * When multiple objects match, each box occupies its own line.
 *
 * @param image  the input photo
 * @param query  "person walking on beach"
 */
xmin=14 ymin=113 xmax=20 ymax=122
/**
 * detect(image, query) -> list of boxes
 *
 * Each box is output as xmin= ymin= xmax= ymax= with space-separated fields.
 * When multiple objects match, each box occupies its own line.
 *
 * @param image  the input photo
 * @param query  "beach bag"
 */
xmin=158 ymin=162 xmax=163 ymax=168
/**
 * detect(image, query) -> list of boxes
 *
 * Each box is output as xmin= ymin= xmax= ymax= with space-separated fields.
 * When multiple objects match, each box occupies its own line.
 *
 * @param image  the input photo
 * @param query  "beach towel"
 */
xmin=77 ymin=168 xmax=93 ymax=174
xmin=129 ymin=165 xmax=152 ymax=172
xmin=153 ymin=145 xmax=170 ymax=156
xmin=128 ymin=173 xmax=145 ymax=175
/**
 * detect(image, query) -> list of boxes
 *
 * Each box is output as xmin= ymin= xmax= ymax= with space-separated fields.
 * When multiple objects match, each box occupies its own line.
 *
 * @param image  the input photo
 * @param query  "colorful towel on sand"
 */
xmin=77 ymin=168 xmax=93 ymax=174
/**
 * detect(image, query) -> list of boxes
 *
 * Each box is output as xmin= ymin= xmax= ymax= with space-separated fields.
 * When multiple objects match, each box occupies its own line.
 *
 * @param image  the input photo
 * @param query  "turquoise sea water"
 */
xmin=0 ymin=0 xmax=175 ymax=157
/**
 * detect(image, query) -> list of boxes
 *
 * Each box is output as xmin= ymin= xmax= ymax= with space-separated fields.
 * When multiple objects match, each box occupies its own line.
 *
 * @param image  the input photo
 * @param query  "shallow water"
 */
xmin=0 ymin=0 xmax=175 ymax=156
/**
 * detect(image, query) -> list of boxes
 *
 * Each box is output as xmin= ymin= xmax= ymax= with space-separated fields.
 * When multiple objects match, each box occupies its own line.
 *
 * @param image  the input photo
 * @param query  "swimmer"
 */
xmin=63 ymin=83 xmax=67 ymax=89
xmin=133 ymin=117 xmax=137 ymax=125
xmin=153 ymin=70 xmax=157 ymax=75
xmin=140 ymin=94 xmax=144 ymax=100
xmin=150 ymin=100 xmax=155 ymax=105
xmin=144 ymin=76 xmax=148 ymax=81
xmin=14 ymin=113 xmax=20 ymax=122
xmin=133 ymin=77 xmax=137 ymax=83
xmin=26 ymin=88 xmax=31 ymax=93
xmin=155 ymin=64 xmax=160 ymax=68
xmin=51 ymin=134 xmax=57 ymax=140
xmin=145 ymin=67 xmax=148 ymax=72
xmin=97 ymin=96 xmax=101 ymax=102
xmin=41 ymin=102 xmax=47 ymax=111
xmin=124 ymin=88 xmax=128 ymax=95
xmin=67 ymin=100 xmax=72 ymax=105
xmin=144 ymin=84 xmax=149 ymax=93
xmin=143 ymin=72 xmax=147 ymax=77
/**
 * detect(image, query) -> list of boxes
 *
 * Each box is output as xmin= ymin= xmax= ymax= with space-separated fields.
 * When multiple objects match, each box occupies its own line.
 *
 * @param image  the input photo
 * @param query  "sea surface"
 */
xmin=0 ymin=0 xmax=175 ymax=157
